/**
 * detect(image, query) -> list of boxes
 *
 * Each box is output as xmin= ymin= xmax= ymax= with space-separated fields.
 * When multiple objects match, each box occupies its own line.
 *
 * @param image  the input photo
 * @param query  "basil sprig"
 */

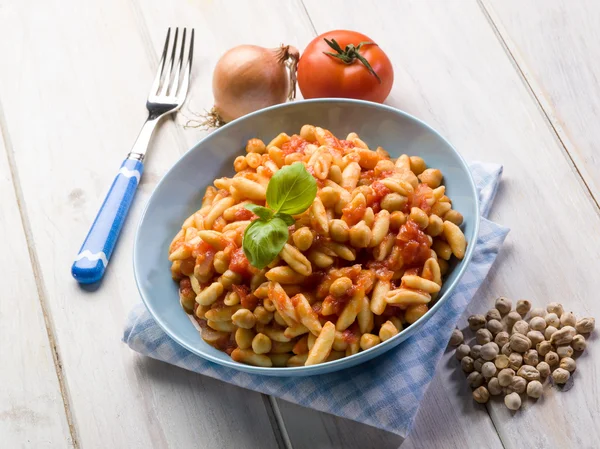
xmin=242 ymin=162 xmax=317 ymax=269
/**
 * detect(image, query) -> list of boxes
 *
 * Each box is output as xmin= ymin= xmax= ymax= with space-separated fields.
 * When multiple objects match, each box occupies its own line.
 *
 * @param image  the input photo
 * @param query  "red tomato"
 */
xmin=298 ymin=30 xmax=394 ymax=103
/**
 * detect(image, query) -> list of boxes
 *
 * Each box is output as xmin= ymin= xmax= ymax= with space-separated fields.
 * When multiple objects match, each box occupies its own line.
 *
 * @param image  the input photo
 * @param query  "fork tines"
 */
xmin=150 ymin=27 xmax=194 ymax=100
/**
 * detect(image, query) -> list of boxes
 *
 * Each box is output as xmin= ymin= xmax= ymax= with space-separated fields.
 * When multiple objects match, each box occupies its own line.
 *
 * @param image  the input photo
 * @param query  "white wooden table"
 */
xmin=2 ymin=1 xmax=599 ymax=448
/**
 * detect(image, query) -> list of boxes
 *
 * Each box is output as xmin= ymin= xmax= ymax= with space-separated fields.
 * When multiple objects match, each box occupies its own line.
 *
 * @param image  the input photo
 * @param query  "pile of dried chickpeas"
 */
xmin=449 ymin=297 xmax=595 ymax=411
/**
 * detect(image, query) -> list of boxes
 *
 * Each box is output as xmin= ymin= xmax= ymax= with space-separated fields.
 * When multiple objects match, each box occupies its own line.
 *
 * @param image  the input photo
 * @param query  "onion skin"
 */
xmin=212 ymin=45 xmax=296 ymax=123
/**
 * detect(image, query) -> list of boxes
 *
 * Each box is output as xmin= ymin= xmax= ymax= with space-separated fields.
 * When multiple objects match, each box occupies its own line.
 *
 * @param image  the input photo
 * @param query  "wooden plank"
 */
xmin=0 ymin=0 xmax=315 ymax=447
xmin=291 ymin=0 xmax=600 ymax=448
xmin=0 ymin=119 xmax=72 ymax=446
xmin=482 ymin=0 xmax=600 ymax=206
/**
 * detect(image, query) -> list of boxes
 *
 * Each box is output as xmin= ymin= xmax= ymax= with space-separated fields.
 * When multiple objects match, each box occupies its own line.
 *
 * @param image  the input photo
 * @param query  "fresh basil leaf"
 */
xmin=275 ymin=213 xmax=295 ymax=226
xmin=266 ymin=162 xmax=318 ymax=215
xmin=244 ymin=203 xmax=273 ymax=221
xmin=242 ymin=217 xmax=289 ymax=269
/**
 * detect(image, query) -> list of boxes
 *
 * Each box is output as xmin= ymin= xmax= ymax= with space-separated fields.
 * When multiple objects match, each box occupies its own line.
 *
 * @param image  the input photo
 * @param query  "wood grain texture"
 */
xmin=0 ymin=122 xmax=72 ymax=447
xmin=482 ymin=0 xmax=600 ymax=206
xmin=295 ymin=0 xmax=600 ymax=448
xmin=0 ymin=0 xmax=315 ymax=447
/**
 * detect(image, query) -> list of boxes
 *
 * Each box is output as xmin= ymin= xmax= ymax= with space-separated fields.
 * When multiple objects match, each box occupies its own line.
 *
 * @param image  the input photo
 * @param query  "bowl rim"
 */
xmin=133 ymin=98 xmax=481 ymax=375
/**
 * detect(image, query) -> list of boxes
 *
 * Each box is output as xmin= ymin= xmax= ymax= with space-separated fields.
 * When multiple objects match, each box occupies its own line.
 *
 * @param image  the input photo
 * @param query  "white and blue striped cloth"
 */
xmin=124 ymin=162 xmax=509 ymax=437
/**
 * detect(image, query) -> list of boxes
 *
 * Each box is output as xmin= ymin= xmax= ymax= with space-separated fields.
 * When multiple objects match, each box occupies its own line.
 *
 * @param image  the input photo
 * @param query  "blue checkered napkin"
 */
xmin=124 ymin=162 xmax=509 ymax=437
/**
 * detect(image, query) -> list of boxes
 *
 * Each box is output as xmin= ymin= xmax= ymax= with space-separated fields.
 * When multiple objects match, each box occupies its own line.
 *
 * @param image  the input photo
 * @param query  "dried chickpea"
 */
xmin=467 ymin=372 xmax=484 ymax=388
xmin=418 ymin=168 xmax=443 ymax=188
xmin=456 ymin=344 xmax=471 ymax=360
xmin=360 ymin=333 xmax=381 ymax=351
xmin=559 ymin=357 xmax=576 ymax=372
xmin=529 ymin=307 xmax=545 ymax=318
xmin=468 ymin=314 xmax=486 ymax=331
xmin=494 ymin=331 xmax=510 ymax=347
xmin=507 ymin=376 xmax=527 ymax=394
xmin=550 ymin=326 xmax=576 ymax=346
xmin=545 ymin=313 xmax=560 ymax=328
xmin=527 ymin=380 xmax=543 ymax=399
xmin=509 ymin=333 xmax=532 ymax=353
xmin=405 ymin=304 xmax=429 ymax=324
xmin=572 ymin=334 xmax=586 ymax=352
xmin=498 ymin=368 xmax=515 ymax=387
xmin=504 ymin=392 xmax=521 ymax=411
xmin=495 ymin=297 xmax=512 ymax=315
xmin=292 ymin=227 xmax=314 ymax=251
xmin=252 ymin=333 xmax=272 ymax=355
xmin=232 ymin=309 xmax=257 ymax=329
xmin=576 ymin=317 xmax=596 ymax=334
xmin=508 ymin=352 xmax=523 ymax=370
xmin=512 ymin=320 xmax=529 ymax=335
xmin=546 ymin=302 xmax=564 ymax=317
xmin=545 ymin=351 xmax=559 ymax=367
xmin=486 ymin=308 xmax=502 ymax=322
xmin=473 ymin=358 xmax=485 ymax=373
xmin=486 ymin=319 xmax=504 ymax=336
xmin=449 ymin=328 xmax=464 ymax=346
xmin=501 ymin=342 xmax=512 ymax=356
xmin=461 ymin=356 xmax=475 ymax=373
xmin=537 ymin=340 xmax=552 ymax=357
xmin=536 ymin=361 xmax=551 ymax=378
xmin=481 ymin=361 xmax=497 ymax=378
xmin=495 ymin=354 xmax=509 ymax=369
xmin=506 ymin=311 xmax=522 ymax=328
xmin=488 ymin=377 xmax=502 ymax=395
xmin=560 ymin=311 xmax=577 ymax=328
xmin=476 ymin=328 xmax=493 ymax=345
xmin=516 ymin=299 xmax=531 ymax=316
xmin=523 ymin=349 xmax=539 ymax=366
xmin=473 ymin=386 xmax=490 ymax=404
xmin=409 ymin=156 xmax=426 ymax=175
xmin=517 ymin=365 xmax=540 ymax=381
xmin=544 ymin=326 xmax=558 ymax=340
xmin=552 ymin=367 xmax=570 ymax=384
xmin=527 ymin=330 xmax=544 ymax=346
xmin=470 ymin=345 xmax=482 ymax=359
xmin=556 ymin=345 xmax=574 ymax=359
xmin=480 ymin=342 xmax=499 ymax=361
xmin=529 ymin=316 xmax=547 ymax=332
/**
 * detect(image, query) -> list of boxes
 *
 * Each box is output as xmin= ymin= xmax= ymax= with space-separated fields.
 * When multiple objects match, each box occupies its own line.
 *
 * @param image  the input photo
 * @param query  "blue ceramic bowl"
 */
xmin=134 ymin=99 xmax=480 ymax=376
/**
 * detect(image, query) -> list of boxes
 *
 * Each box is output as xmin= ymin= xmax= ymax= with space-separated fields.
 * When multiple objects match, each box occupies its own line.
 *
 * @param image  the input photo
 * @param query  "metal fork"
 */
xmin=72 ymin=28 xmax=194 ymax=284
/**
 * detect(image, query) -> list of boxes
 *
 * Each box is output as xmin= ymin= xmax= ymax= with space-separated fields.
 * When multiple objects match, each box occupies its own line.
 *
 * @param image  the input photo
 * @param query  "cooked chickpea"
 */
xmin=556 ymin=345 xmax=574 ymax=359
xmin=292 ymin=227 xmax=314 ymax=251
xmin=235 ymin=328 xmax=255 ymax=350
xmin=545 ymin=313 xmax=560 ymax=328
xmin=504 ymin=392 xmax=522 ymax=411
xmin=379 ymin=320 xmax=399 ymax=342
xmin=380 ymin=193 xmax=407 ymax=212
xmin=360 ymin=333 xmax=381 ymax=351
xmin=300 ymin=124 xmax=317 ymax=141
xmin=536 ymin=361 xmax=551 ymax=378
xmin=507 ymin=376 xmax=527 ymax=394
xmin=480 ymin=342 xmax=499 ymax=361
xmin=252 ymin=333 xmax=272 ymax=354
xmin=476 ymin=328 xmax=493 ymax=345
xmin=494 ymin=331 xmax=510 ymax=347
xmin=546 ymin=302 xmax=564 ymax=318
xmin=506 ymin=311 xmax=522 ymax=328
xmin=508 ymin=352 xmax=523 ymax=370
xmin=245 ymin=152 xmax=262 ymax=168
xmin=498 ymin=368 xmax=515 ymax=387
xmin=444 ymin=210 xmax=463 ymax=226
xmin=468 ymin=314 xmax=486 ymax=331
xmin=473 ymin=386 xmax=490 ymax=404
xmin=486 ymin=319 xmax=504 ymax=336
xmin=409 ymin=156 xmax=426 ymax=175
xmin=552 ymin=367 xmax=570 ymax=384
xmin=232 ymin=309 xmax=257 ymax=329
xmin=495 ymin=296 xmax=512 ymax=315
xmin=409 ymin=207 xmax=429 ymax=229
xmin=246 ymin=137 xmax=266 ymax=154
xmin=233 ymin=155 xmax=248 ymax=172
xmin=467 ymin=371 xmax=484 ymax=388
xmin=516 ymin=299 xmax=531 ymax=315
xmin=488 ymin=377 xmax=502 ymax=395
xmin=470 ymin=345 xmax=482 ymax=359
xmin=486 ymin=308 xmax=502 ymax=322
xmin=576 ymin=317 xmax=596 ymax=334
xmin=526 ymin=330 xmax=545 ymax=346
xmin=572 ymin=334 xmax=587 ymax=352
xmin=560 ymin=311 xmax=577 ymax=328
xmin=512 ymin=320 xmax=529 ymax=335
xmin=529 ymin=316 xmax=547 ymax=332
xmin=418 ymin=168 xmax=443 ymax=188
xmin=405 ymin=304 xmax=429 ymax=324
xmin=349 ymin=221 xmax=372 ymax=248
xmin=449 ymin=328 xmax=464 ymax=346
xmin=330 ymin=277 xmax=353 ymax=297
xmin=328 ymin=219 xmax=349 ymax=243
xmin=544 ymin=325 xmax=558 ymax=340
xmin=527 ymin=380 xmax=543 ymax=399
xmin=456 ymin=344 xmax=471 ymax=360
xmin=253 ymin=306 xmax=273 ymax=325
xmin=545 ymin=351 xmax=559 ymax=367
xmin=529 ymin=307 xmax=545 ymax=318
xmin=495 ymin=354 xmax=510 ymax=369
xmin=481 ymin=361 xmax=497 ymax=378
xmin=559 ymin=357 xmax=576 ymax=372
xmin=389 ymin=211 xmax=407 ymax=231
xmin=426 ymin=214 xmax=444 ymax=236
xmin=461 ymin=356 xmax=475 ymax=373
xmin=536 ymin=340 xmax=552 ymax=357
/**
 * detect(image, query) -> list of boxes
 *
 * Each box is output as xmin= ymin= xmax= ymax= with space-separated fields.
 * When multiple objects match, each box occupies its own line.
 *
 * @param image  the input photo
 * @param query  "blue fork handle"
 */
xmin=72 ymin=157 xmax=144 ymax=284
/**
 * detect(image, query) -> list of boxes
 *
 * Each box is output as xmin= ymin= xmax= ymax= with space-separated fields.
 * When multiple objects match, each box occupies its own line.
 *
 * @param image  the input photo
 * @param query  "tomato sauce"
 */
xmin=281 ymin=135 xmax=309 ymax=155
xmin=370 ymin=181 xmax=392 ymax=213
xmin=342 ymin=323 xmax=360 ymax=344
xmin=229 ymin=248 xmax=252 ymax=278
xmin=323 ymin=294 xmax=352 ymax=316
xmin=341 ymin=201 xmax=366 ymax=226
xmin=338 ymin=139 xmax=356 ymax=151
xmin=407 ymin=183 xmax=434 ymax=214
xmin=396 ymin=219 xmax=432 ymax=266
xmin=234 ymin=208 xmax=254 ymax=221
